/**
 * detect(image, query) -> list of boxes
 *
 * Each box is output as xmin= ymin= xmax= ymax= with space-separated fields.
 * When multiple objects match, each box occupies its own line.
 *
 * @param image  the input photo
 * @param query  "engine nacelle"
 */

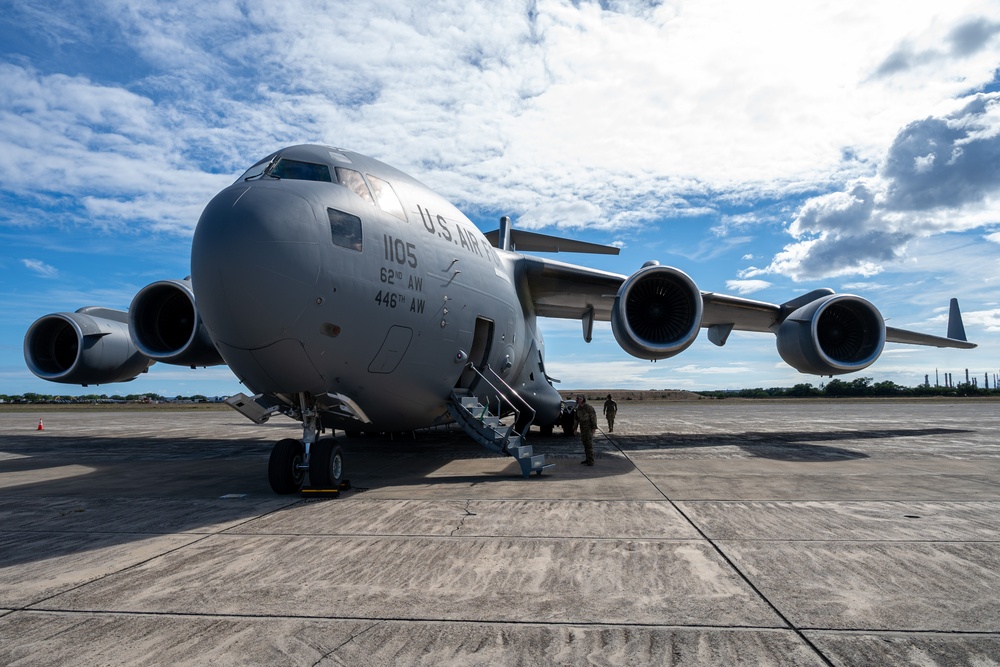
xmin=129 ymin=278 xmax=224 ymax=367
xmin=611 ymin=264 xmax=704 ymax=360
xmin=24 ymin=308 xmax=153 ymax=385
xmin=776 ymin=294 xmax=886 ymax=375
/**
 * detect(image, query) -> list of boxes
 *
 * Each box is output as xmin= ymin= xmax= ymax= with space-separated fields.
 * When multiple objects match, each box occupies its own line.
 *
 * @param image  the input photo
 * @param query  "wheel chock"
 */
xmin=300 ymin=481 xmax=352 ymax=499
xmin=301 ymin=486 xmax=340 ymax=499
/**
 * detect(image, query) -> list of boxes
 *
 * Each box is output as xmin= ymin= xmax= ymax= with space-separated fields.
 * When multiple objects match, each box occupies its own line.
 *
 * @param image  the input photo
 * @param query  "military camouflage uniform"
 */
xmin=603 ymin=394 xmax=618 ymax=433
xmin=575 ymin=395 xmax=598 ymax=465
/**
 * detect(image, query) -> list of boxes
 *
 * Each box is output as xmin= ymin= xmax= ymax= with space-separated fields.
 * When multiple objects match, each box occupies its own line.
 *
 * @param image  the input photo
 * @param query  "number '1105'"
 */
xmin=383 ymin=234 xmax=417 ymax=268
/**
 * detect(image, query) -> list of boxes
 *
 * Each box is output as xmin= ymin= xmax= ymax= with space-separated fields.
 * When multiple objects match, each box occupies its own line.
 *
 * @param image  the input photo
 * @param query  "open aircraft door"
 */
xmin=455 ymin=316 xmax=493 ymax=392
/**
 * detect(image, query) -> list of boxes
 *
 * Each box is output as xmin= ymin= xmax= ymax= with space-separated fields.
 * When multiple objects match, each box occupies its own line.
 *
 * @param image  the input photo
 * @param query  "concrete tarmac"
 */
xmin=1 ymin=399 xmax=999 ymax=665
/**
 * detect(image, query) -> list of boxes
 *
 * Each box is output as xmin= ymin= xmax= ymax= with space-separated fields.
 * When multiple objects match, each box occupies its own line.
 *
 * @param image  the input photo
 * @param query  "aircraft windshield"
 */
xmin=270 ymin=158 xmax=333 ymax=182
xmin=335 ymin=167 xmax=375 ymax=205
xmin=367 ymin=174 xmax=406 ymax=221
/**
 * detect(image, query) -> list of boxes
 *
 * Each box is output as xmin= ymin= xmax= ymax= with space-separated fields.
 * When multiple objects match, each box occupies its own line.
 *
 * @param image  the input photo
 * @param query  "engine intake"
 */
xmin=611 ymin=264 xmax=703 ymax=360
xmin=776 ymin=294 xmax=886 ymax=375
xmin=24 ymin=308 xmax=153 ymax=385
xmin=129 ymin=279 xmax=224 ymax=367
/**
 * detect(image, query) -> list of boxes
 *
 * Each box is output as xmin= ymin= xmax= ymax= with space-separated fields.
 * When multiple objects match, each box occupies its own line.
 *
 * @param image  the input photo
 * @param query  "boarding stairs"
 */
xmin=448 ymin=366 xmax=553 ymax=478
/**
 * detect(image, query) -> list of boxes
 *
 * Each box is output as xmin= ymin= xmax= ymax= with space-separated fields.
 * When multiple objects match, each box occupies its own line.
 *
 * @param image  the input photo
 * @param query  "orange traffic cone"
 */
xmin=37 ymin=418 xmax=44 ymax=431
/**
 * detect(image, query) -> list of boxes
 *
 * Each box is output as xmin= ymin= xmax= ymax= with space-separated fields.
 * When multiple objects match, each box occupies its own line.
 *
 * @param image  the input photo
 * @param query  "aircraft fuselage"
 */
xmin=191 ymin=144 xmax=559 ymax=431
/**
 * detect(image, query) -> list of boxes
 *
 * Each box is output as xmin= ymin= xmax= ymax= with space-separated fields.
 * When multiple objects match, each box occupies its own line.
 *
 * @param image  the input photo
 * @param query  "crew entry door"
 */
xmin=455 ymin=317 xmax=493 ymax=392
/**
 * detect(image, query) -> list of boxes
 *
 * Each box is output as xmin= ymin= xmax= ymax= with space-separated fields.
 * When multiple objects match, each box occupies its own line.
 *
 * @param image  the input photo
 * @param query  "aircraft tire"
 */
xmin=310 ymin=438 xmax=344 ymax=489
xmin=561 ymin=412 xmax=576 ymax=436
xmin=268 ymin=438 xmax=305 ymax=494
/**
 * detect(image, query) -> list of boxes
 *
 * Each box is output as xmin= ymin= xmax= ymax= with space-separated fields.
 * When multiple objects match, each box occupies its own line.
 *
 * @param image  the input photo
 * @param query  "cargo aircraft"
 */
xmin=24 ymin=145 xmax=976 ymax=493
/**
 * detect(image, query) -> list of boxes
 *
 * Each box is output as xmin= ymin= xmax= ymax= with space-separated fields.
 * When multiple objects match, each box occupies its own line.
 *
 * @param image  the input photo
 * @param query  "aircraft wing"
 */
xmin=519 ymin=256 xmax=624 ymax=320
xmin=883 ymin=326 xmax=976 ymax=349
xmin=700 ymin=292 xmax=781 ymax=332
xmin=519 ymin=256 xmax=781 ymax=331
xmin=700 ymin=292 xmax=975 ymax=349
xmin=518 ymin=255 xmax=975 ymax=350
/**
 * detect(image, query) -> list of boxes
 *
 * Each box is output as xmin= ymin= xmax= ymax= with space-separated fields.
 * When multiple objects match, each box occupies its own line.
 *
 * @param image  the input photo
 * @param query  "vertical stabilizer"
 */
xmin=498 ymin=216 xmax=513 ymax=251
xmin=948 ymin=298 xmax=968 ymax=341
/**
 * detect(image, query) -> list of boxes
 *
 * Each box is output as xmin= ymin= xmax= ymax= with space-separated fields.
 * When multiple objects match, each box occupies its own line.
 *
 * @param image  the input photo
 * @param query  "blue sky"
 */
xmin=2 ymin=0 xmax=1000 ymax=397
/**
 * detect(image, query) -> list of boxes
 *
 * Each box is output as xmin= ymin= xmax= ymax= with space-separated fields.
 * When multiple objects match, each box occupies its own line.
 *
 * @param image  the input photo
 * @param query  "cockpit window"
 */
xmin=367 ymin=174 xmax=406 ymax=221
xmin=335 ymin=167 xmax=375 ymax=205
xmin=239 ymin=158 xmax=271 ymax=181
xmin=270 ymin=158 xmax=332 ymax=182
xmin=328 ymin=208 xmax=363 ymax=252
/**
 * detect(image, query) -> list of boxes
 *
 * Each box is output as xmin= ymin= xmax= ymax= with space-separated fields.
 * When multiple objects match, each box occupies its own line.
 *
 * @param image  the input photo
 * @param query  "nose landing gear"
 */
xmin=267 ymin=438 xmax=306 ymax=494
xmin=266 ymin=393 xmax=345 ymax=495
xmin=309 ymin=438 xmax=344 ymax=489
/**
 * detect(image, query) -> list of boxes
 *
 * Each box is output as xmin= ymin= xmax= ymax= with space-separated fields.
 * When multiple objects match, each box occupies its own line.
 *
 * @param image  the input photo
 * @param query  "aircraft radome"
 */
xmin=24 ymin=144 xmax=977 ymax=494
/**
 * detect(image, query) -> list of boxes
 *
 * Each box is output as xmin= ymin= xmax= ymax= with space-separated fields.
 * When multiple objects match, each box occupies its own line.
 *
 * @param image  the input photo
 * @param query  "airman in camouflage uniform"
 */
xmin=603 ymin=393 xmax=618 ymax=433
xmin=575 ymin=394 xmax=598 ymax=465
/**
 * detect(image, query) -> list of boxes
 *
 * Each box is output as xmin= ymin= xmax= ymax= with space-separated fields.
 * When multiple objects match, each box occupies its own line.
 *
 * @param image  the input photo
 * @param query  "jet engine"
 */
xmin=776 ymin=294 xmax=886 ymax=375
xmin=24 ymin=308 xmax=153 ymax=385
xmin=129 ymin=278 xmax=224 ymax=367
xmin=611 ymin=263 xmax=704 ymax=360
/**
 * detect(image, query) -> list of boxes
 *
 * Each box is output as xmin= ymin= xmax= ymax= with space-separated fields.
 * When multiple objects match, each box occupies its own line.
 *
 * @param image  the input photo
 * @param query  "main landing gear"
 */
xmin=267 ymin=437 xmax=345 ymax=494
xmin=268 ymin=438 xmax=306 ymax=494
xmin=266 ymin=396 xmax=345 ymax=495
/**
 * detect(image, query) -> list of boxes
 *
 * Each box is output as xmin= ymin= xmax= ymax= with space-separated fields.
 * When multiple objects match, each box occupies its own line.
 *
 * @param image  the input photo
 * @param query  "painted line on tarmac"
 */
xmin=597 ymin=426 xmax=837 ymax=667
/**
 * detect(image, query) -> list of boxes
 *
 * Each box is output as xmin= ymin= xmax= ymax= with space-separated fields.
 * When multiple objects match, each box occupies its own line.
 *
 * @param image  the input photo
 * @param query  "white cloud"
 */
xmin=875 ymin=16 xmax=1000 ymax=77
xmin=725 ymin=279 xmax=771 ymax=295
xmin=545 ymin=358 xmax=666 ymax=388
xmin=0 ymin=63 xmax=233 ymax=234
xmin=5 ymin=2 xmax=999 ymax=238
xmin=21 ymin=258 xmax=58 ymax=278
xmin=670 ymin=363 xmax=757 ymax=376
xmin=931 ymin=307 xmax=1000 ymax=333
xmin=752 ymin=93 xmax=1000 ymax=281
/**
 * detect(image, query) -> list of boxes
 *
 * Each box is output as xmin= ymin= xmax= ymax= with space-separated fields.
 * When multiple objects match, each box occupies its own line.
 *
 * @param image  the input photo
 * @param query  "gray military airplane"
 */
xmin=24 ymin=144 xmax=976 ymax=493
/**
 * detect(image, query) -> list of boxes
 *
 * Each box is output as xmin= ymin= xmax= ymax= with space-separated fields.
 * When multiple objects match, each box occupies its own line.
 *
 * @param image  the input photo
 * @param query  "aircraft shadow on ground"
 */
xmin=0 ymin=429 xmax=561 ymax=569
xmin=0 ymin=424 xmax=975 ymax=569
xmin=602 ymin=427 xmax=974 ymax=462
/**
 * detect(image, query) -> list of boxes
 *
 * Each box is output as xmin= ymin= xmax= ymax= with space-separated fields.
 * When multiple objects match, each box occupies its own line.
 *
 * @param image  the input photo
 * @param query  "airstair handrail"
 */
xmin=464 ymin=363 xmax=537 ymax=436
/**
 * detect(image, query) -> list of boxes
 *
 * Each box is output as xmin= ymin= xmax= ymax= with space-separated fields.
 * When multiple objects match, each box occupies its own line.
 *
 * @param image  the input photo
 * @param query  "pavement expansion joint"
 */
xmin=2 ymin=403 xmax=999 ymax=664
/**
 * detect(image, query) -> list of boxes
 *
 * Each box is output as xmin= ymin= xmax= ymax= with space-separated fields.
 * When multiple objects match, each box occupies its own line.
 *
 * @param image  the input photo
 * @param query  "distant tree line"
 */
xmin=0 ymin=393 xmax=217 ymax=404
xmin=5 ymin=379 xmax=998 ymax=405
xmin=698 ymin=377 xmax=1000 ymax=399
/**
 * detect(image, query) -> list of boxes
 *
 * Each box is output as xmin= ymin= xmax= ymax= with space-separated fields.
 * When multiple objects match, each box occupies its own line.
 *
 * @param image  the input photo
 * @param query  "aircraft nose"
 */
xmin=191 ymin=185 xmax=322 ymax=349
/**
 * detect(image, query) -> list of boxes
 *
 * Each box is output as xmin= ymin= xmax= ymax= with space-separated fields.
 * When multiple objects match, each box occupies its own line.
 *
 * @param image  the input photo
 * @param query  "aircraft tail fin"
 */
xmin=947 ymin=298 xmax=968 ymax=342
xmin=485 ymin=217 xmax=620 ymax=255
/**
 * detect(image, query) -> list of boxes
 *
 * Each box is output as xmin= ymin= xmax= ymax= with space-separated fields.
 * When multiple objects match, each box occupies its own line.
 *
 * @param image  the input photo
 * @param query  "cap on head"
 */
xmin=576 ymin=394 xmax=585 ymax=402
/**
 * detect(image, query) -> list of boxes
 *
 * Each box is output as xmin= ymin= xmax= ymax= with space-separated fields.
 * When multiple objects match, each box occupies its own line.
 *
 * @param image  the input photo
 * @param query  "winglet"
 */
xmin=947 ymin=298 xmax=968 ymax=342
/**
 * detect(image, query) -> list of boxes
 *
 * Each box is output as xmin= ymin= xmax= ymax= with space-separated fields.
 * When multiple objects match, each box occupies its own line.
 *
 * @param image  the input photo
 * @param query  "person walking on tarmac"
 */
xmin=575 ymin=394 xmax=598 ymax=466
xmin=603 ymin=393 xmax=618 ymax=433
